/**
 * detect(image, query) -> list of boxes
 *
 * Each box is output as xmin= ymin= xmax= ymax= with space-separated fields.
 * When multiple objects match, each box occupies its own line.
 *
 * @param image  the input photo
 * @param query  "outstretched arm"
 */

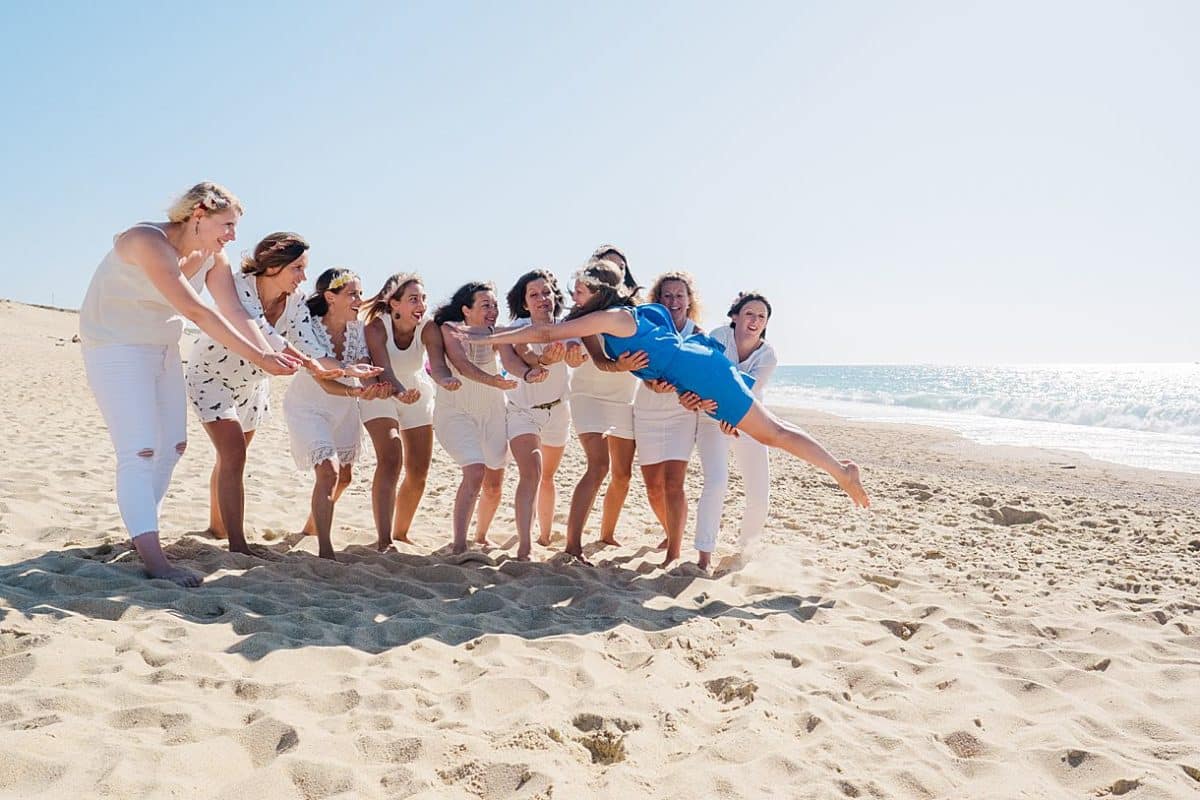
xmin=116 ymin=229 xmax=297 ymax=376
xmin=467 ymin=308 xmax=636 ymax=346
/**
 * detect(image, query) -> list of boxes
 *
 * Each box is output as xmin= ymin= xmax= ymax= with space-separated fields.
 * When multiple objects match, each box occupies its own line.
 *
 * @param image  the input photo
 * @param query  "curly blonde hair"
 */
xmin=648 ymin=271 xmax=702 ymax=322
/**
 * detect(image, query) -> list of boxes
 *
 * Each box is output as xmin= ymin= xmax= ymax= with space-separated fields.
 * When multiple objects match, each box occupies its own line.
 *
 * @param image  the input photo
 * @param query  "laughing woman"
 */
xmin=186 ymin=232 xmax=340 ymax=556
xmin=280 ymin=268 xmax=384 ymax=560
xmin=500 ymin=269 xmax=574 ymax=559
xmin=634 ymin=271 xmax=703 ymax=560
xmin=359 ymin=273 xmax=442 ymax=551
xmin=689 ymin=292 xmax=778 ymax=571
xmin=79 ymin=182 xmax=299 ymax=586
xmin=465 ymin=260 xmax=869 ymax=567
xmin=433 ymin=282 xmax=517 ymax=556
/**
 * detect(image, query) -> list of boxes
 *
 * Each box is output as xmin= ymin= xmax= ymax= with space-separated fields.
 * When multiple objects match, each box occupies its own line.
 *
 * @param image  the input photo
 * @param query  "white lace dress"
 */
xmin=280 ymin=313 xmax=369 ymax=469
xmin=185 ymin=270 xmax=301 ymax=431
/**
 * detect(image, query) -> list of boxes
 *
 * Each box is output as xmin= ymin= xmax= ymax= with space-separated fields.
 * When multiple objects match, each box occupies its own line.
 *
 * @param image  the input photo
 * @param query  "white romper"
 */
xmin=360 ymin=317 xmax=436 ymax=430
xmin=505 ymin=319 xmax=571 ymax=447
xmin=633 ymin=318 xmax=699 ymax=465
xmin=281 ymin=312 xmax=368 ymax=469
xmin=185 ymin=270 xmax=303 ymax=431
xmin=433 ymin=337 xmax=508 ymax=470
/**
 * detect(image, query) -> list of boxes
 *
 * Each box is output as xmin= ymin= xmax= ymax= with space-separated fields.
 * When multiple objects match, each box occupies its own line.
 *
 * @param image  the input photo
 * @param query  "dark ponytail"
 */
xmin=306 ymin=267 xmax=358 ymax=318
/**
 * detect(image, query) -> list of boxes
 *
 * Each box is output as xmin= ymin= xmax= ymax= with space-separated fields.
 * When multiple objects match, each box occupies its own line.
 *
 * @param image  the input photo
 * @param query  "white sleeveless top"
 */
xmin=569 ymin=340 xmax=638 ymax=403
xmin=79 ymin=223 xmax=214 ymax=348
xmin=505 ymin=318 xmax=570 ymax=409
xmin=708 ymin=326 xmax=778 ymax=402
xmin=438 ymin=335 xmax=504 ymax=417
xmin=381 ymin=317 xmax=431 ymax=384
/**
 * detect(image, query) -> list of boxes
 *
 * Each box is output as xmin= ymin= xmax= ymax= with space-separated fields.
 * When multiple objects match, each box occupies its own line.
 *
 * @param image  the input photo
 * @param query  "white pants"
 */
xmin=693 ymin=417 xmax=770 ymax=553
xmin=83 ymin=344 xmax=188 ymax=539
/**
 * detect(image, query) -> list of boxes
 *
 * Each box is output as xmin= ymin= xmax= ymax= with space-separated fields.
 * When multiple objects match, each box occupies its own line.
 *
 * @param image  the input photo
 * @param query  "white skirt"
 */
xmin=634 ymin=402 xmax=697 ymax=465
xmin=569 ymin=394 xmax=635 ymax=440
xmin=283 ymin=376 xmax=363 ymax=469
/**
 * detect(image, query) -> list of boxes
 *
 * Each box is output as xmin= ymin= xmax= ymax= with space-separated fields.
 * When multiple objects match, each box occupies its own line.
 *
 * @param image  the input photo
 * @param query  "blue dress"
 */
xmin=601 ymin=303 xmax=757 ymax=426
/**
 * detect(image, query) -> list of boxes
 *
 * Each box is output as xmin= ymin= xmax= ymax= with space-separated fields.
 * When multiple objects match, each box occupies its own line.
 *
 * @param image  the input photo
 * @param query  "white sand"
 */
xmin=1 ymin=298 xmax=1198 ymax=798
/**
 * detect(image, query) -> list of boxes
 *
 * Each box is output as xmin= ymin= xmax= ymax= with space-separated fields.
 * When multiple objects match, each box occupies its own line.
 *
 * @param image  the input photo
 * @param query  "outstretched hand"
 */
xmin=343 ymin=363 xmax=384 ymax=380
xmin=259 ymin=351 xmax=301 ymax=376
xmin=564 ymin=342 xmax=589 ymax=368
xmin=718 ymin=420 xmax=739 ymax=437
xmin=494 ymin=375 xmax=519 ymax=391
xmin=395 ymin=387 xmax=422 ymax=405
xmin=616 ymin=350 xmax=649 ymax=372
xmin=646 ymin=378 xmax=677 ymax=394
xmin=538 ymin=341 xmax=566 ymax=365
xmin=436 ymin=375 xmax=462 ymax=391
xmin=523 ymin=366 xmax=549 ymax=384
xmin=678 ymin=390 xmax=718 ymax=415
xmin=305 ymin=360 xmax=344 ymax=380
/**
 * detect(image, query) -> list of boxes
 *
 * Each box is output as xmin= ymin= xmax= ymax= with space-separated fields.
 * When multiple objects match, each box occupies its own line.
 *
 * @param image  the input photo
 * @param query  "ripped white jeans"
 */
xmin=83 ymin=344 xmax=187 ymax=538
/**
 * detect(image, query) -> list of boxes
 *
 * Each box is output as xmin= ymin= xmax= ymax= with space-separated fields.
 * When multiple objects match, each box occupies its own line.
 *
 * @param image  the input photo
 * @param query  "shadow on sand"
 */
xmin=0 ymin=534 xmax=830 ymax=660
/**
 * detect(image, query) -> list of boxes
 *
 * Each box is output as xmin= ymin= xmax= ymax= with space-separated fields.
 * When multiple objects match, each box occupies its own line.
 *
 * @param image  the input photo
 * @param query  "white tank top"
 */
xmin=381 ymin=317 xmax=430 ymax=383
xmin=79 ymin=223 xmax=214 ymax=348
xmin=439 ymin=335 xmax=504 ymax=416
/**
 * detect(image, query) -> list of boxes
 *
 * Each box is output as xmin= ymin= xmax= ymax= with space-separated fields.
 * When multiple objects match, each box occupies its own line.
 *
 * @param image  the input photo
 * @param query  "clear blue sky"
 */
xmin=1 ymin=1 xmax=1196 ymax=364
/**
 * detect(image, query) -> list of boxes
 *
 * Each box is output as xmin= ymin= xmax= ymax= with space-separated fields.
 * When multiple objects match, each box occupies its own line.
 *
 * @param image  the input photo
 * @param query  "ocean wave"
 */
xmin=766 ymin=385 xmax=1200 ymax=437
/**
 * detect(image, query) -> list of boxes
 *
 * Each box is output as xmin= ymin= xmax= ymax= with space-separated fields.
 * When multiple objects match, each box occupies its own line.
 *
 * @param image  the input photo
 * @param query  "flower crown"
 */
xmin=327 ymin=271 xmax=359 ymax=292
xmin=199 ymin=192 xmax=230 ymax=212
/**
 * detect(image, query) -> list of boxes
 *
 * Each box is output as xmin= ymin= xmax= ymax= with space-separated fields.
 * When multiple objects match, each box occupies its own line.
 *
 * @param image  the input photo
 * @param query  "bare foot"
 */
xmin=227 ymin=537 xmax=264 ymax=557
xmin=393 ymin=534 xmax=413 ymax=545
xmin=564 ymin=548 xmax=593 ymax=566
xmin=697 ymin=551 xmax=712 ymax=571
xmin=656 ymin=538 xmax=668 ymax=551
xmin=203 ymin=526 xmax=228 ymax=540
xmin=318 ymin=549 xmax=337 ymax=561
xmin=452 ymin=544 xmax=468 ymax=555
xmin=536 ymin=535 xmax=552 ymax=547
xmin=375 ymin=540 xmax=396 ymax=553
xmin=474 ymin=536 xmax=491 ymax=547
xmin=659 ymin=551 xmax=680 ymax=569
xmin=836 ymin=461 xmax=870 ymax=508
xmin=599 ymin=536 xmax=620 ymax=547
xmin=300 ymin=519 xmax=317 ymax=536
xmin=146 ymin=565 xmax=202 ymax=587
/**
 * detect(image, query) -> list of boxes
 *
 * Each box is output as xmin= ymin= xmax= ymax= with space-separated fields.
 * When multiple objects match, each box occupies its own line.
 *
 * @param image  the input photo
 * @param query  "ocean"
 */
xmin=765 ymin=364 xmax=1200 ymax=475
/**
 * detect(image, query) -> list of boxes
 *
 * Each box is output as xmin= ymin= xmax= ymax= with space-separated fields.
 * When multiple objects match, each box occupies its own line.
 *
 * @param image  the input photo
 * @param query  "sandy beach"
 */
xmin=1 ymin=297 xmax=1198 ymax=799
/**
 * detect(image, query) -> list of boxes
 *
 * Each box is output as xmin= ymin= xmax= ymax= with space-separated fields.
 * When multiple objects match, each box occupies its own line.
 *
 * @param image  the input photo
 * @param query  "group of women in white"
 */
xmin=80 ymin=182 xmax=869 ymax=587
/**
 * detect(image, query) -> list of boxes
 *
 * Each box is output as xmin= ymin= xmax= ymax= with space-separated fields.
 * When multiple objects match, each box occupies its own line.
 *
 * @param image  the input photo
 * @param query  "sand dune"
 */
xmin=1 ymin=298 xmax=1198 ymax=798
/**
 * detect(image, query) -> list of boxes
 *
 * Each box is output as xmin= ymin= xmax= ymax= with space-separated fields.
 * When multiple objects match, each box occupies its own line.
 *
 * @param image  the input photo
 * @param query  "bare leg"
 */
xmin=536 ymin=443 xmax=565 ymax=546
xmin=365 ymin=418 xmax=402 ymax=551
xmin=565 ymin=433 xmax=610 ymax=560
xmin=310 ymin=460 xmax=340 ymax=560
xmin=599 ymin=436 xmax=635 ymax=545
xmin=133 ymin=532 xmax=201 ymax=587
xmin=509 ymin=434 xmax=541 ymax=560
xmin=393 ymin=425 xmax=432 ymax=543
xmin=735 ymin=403 xmax=869 ymax=507
xmin=202 ymin=420 xmax=257 ymax=555
xmin=641 ymin=462 xmax=671 ymax=548
xmin=452 ymin=464 xmax=485 ymax=554
xmin=659 ymin=460 xmax=689 ymax=567
xmin=206 ymin=462 xmax=225 ymax=539
xmin=473 ymin=467 xmax=505 ymax=545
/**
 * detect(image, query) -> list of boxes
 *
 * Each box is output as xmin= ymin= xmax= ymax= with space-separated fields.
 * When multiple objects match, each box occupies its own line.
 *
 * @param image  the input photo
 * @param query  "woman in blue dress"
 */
xmin=465 ymin=259 xmax=870 ymax=566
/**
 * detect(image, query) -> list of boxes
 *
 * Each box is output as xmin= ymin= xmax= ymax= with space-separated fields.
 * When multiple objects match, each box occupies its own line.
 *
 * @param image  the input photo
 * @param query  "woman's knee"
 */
xmin=314 ymin=460 xmax=339 ymax=488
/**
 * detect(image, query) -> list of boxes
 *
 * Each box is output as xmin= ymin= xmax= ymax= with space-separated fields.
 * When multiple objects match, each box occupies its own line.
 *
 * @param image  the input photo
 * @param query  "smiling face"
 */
xmin=731 ymin=299 xmax=769 ymax=341
xmin=273 ymin=252 xmax=309 ymax=294
xmin=658 ymin=279 xmax=691 ymax=329
xmin=389 ymin=281 xmax=427 ymax=327
xmin=325 ymin=278 xmax=364 ymax=317
xmin=524 ymin=278 xmax=556 ymax=322
xmin=572 ymin=279 xmax=596 ymax=307
xmin=463 ymin=288 xmax=499 ymax=328
xmin=193 ymin=208 xmax=239 ymax=251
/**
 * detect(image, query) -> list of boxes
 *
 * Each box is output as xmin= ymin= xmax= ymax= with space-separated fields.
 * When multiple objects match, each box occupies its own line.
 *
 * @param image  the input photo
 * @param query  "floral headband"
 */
xmin=198 ymin=192 xmax=232 ymax=212
xmin=327 ymin=271 xmax=359 ymax=292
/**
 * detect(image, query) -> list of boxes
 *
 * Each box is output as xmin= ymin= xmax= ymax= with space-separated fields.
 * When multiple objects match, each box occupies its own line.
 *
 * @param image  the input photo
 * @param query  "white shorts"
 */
xmin=434 ymin=405 xmax=509 ymax=470
xmin=634 ymin=404 xmax=697 ymax=466
xmin=506 ymin=400 xmax=570 ymax=447
xmin=569 ymin=394 xmax=634 ymax=440
xmin=283 ymin=397 xmax=363 ymax=470
xmin=360 ymin=389 xmax=435 ymax=430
